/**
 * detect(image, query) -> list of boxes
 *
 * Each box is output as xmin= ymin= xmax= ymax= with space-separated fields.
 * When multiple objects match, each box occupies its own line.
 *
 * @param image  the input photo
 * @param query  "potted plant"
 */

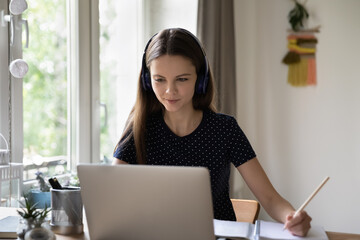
xmin=17 ymin=195 xmax=52 ymax=239
xmin=62 ymin=172 xmax=80 ymax=187
xmin=28 ymin=172 xmax=51 ymax=209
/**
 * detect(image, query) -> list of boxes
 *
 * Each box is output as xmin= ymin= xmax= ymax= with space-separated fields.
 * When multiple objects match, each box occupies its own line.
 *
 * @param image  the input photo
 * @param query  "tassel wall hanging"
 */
xmin=282 ymin=0 xmax=320 ymax=87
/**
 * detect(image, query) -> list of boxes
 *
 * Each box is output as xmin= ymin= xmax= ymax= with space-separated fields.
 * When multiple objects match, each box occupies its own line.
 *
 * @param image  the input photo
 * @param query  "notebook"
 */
xmin=214 ymin=219 xmax=329 ymax=240
xmin=77 ymin=164 xmax=216 ymax=240
xmin=0 ymin=216 xmax=19 ymax=239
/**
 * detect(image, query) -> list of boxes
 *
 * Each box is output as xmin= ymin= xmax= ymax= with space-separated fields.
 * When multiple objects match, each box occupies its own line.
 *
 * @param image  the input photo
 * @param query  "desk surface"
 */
xmin=1 ymin=207 xmax=359 ymax=240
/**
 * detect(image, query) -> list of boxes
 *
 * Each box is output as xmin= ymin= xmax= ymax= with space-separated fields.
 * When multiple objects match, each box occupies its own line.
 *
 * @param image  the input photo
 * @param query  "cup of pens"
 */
xmin=49 ymin=178 xmax=83 ymax=235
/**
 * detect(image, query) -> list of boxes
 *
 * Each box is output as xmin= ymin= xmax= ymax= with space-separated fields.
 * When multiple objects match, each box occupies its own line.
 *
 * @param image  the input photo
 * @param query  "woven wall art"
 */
xmin=282 ymin=0 xmax=320 ymax=87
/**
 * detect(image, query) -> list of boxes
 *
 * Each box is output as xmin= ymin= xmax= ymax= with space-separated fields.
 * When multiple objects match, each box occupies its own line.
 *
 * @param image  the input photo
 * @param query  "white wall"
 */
xmin=144 ymin=0 xmax=198 ymax=38
xmin=234 ymin=0 xmax=360 ymax=234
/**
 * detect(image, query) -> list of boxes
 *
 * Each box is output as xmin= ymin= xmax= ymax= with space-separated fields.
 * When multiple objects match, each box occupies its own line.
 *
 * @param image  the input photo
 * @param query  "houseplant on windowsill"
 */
xmin=17 ymin=195 xmax=54 ymax=240
xmin=62 ymin=172 xmax=80 ymax=187
xmin=28 ymin=172 xmax=51 ymax=209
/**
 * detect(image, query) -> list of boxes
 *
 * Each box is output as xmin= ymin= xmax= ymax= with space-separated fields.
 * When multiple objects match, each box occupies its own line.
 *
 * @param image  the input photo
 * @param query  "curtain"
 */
xmin=197 ymin=0 xmax=243 ymax=199
xmin=197 ymin=0 xmax=236 ymax=116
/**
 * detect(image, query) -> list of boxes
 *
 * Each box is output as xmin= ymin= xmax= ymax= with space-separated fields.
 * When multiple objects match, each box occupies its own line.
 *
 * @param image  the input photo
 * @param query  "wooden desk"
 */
xmin=0 ymin=207 xmax=89 ymax=240
xmin=326 ymin=232 xmax=360 ymax=240
xmin=1 ymin=207 xmax=359 ymax=240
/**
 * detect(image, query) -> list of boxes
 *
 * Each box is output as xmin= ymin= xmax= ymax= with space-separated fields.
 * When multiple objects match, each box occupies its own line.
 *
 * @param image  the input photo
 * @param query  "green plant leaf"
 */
xmin=17 ymin=194 xmax=51 ymax=220
xmin=288 ymin=0 xmax=309 ymax=31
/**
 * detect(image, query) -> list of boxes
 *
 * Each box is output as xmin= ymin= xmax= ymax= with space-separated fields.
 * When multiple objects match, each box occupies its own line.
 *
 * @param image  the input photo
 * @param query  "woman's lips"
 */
xmin=166 ymin=99 xmax=179 ymax=104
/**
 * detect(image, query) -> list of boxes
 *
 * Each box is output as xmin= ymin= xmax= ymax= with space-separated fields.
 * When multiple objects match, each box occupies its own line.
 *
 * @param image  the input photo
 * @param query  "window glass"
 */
xmin=99 ymin=0 xmax=140 ymax=162
xmin=22 ymin=0 xmax=68 ymax=180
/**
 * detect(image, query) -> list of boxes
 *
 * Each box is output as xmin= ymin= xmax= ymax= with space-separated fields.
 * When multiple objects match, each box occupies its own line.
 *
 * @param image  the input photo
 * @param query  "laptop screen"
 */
xmin=77 ymin=164 xmax=216 ymax=240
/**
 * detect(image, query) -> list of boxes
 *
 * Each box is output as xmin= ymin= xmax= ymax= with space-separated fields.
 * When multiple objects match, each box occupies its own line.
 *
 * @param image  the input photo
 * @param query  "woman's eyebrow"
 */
xmin=175 ymin=73 xmax=192 ymax=78
xmin=152 ymin=73 xmax=192 ymax=78
xmin=152 ymin=74 xmax=165 ymax=78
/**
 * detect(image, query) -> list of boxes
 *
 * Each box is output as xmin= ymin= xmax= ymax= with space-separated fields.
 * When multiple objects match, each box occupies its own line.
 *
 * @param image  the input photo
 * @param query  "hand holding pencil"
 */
xmin=284 ymin=176 xmax=330 ymax=236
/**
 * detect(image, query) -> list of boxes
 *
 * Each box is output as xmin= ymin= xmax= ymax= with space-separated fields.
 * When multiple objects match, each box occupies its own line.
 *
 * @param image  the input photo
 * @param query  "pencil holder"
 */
xmin=50 ymin=187 xmax=83 ymax=235
xmin=0 ymin=133 xmax=10 ymax=165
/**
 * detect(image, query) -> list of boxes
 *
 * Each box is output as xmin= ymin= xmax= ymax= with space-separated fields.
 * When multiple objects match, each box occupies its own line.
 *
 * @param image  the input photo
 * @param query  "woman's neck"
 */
xmin=163 ymin=109 xmax=203 ymax=137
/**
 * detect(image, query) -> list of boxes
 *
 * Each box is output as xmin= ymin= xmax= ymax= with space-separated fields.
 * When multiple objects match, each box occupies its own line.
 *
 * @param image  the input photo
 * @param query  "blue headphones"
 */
xmin=140 ymin=28 xmax=209 ymax=94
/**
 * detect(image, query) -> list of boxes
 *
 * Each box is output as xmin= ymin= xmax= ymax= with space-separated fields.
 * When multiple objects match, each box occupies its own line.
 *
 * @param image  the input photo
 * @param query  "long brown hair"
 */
xmin=115 ymin=28 xmax=217 ymax=164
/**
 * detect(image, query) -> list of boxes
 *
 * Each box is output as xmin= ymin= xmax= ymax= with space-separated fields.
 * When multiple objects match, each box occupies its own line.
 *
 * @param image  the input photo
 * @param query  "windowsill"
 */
xmin=22 ymin=173 xmax=73 ymax=193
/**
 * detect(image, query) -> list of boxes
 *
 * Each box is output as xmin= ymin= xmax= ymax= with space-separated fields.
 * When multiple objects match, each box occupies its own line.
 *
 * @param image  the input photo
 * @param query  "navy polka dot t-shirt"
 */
xmin=113 ymin=109 xmax=256 ymax=221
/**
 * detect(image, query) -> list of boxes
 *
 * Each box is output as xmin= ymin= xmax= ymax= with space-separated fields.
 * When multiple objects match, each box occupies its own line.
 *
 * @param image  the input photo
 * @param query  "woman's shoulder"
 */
xmin=202 ymin=110 xmax=244 ymax=136
xmin=205 ymin=109 xmax=237 ymax=124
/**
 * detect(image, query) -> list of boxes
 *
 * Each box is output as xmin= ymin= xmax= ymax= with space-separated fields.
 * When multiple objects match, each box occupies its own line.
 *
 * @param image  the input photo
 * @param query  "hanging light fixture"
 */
xmin=9 ymin=0 xmax=28 ymax=15
xmin=9 ymin=59 xmax=28 ymax=79
xmin=1 ymin=0 xmax=29 ymax=78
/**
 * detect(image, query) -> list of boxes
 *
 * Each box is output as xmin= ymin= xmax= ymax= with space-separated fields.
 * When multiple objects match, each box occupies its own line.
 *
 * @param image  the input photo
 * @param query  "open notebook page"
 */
xmin=214 ymin=219 xmax=328 ymax=240
xmin=260 ymin=221 xmax=328 ymax=240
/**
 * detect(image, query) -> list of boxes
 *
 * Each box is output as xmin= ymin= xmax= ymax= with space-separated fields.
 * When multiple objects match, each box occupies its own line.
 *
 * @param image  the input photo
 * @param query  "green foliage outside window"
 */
xmin=22 ymin=0 xmax=67 ymax=166
xmin=21 ymin=0 xmax=126 ymax=171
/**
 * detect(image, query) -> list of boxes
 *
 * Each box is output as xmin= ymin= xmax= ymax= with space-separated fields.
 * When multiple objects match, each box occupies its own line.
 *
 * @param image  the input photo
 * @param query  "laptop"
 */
xmin=77 ymin=164 xmax=216 ymax=240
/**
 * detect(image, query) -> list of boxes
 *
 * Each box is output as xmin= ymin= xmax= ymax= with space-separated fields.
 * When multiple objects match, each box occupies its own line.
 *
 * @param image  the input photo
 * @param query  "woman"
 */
xmin=113 ymin=28 xmax=311 ymax=236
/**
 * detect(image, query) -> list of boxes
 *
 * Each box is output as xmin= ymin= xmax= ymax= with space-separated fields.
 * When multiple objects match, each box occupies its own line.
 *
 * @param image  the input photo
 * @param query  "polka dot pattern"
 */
xmin=114 ymin=110 xmax=256 ymax=220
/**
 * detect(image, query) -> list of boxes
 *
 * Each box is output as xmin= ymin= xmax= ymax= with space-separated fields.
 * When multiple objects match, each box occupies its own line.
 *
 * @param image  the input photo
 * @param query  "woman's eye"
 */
xmin=154 ymin=78 xmax=164 ymax=82
xmin=177 ymin=78 xmax=188 ymax=82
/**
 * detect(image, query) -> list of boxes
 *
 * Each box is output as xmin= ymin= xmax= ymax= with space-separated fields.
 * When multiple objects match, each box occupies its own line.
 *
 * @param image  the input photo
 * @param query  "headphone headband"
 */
xmin=140 ymin=28 xmax=209 ymax=94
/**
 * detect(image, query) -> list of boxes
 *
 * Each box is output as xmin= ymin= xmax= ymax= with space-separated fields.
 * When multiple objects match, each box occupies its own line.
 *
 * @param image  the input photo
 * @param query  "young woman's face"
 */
xmin=150 ymin=54 xmax=197 ymax=114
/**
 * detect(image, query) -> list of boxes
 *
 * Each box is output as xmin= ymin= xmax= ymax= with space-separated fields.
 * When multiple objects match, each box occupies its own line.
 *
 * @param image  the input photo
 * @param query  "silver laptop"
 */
xmin=77 ymin=164 xmax=216 ymax=240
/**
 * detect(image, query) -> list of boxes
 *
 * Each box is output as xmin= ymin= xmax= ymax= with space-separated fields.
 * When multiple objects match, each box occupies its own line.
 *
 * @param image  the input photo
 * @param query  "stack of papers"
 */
xmin=0 ymin=216 xmax=19 ymax=239
xmin=214 ymin=219 xmax=329 ymax=240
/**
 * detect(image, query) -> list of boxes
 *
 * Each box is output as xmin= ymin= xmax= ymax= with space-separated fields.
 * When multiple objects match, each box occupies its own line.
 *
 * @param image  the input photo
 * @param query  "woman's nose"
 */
xmin=165 ymin=83 xmax=177 ymax=94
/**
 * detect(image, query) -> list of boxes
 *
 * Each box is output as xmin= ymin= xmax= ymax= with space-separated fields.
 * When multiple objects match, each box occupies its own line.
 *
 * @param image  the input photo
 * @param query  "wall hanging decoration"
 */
xmin=282 ymin=0 xmax=320 ymax=87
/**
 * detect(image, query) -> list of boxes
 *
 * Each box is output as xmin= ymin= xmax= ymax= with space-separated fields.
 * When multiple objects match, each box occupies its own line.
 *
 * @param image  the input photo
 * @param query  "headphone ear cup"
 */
xmin=144 ymin=70 xmax=151 ymax=90
xmin=141 ymin=67 xmax=152 ymax=91
xmin=196 ymin=74 xmax=204 ymax=94
xmin=195 ymin=59 xmax=209 ymax=94
xmin=196 ymin=73 xmax=209 ymax=94
xmin=141 ymin=51 xmax=152 ymax=91
xmin=201 ymin=72 xmax=209 ymax=94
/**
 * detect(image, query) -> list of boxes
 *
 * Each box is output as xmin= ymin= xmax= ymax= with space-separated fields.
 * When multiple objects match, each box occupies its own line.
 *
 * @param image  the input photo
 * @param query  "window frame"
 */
xmin=0 ymin=1 xmax=10 ymax=149
xmin=0 ymin=12 xmax=24 ymax=165
xmin=69 ymin=0 xmax=100 ymax=167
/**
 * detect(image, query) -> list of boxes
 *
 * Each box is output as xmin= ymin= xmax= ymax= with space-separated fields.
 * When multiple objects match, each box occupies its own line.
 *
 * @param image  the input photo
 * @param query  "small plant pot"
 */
xmin=28 ymin=190 xmax=51 ymax=209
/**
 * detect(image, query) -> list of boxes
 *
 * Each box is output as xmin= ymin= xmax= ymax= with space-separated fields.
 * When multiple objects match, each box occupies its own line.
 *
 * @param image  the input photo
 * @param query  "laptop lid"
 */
xmin=77 ymin=164 xmax=215 ymax=240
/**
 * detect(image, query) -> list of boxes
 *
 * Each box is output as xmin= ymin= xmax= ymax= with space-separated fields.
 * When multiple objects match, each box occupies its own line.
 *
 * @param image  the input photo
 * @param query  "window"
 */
xmin=19 ymin=0 xmax=100 ymax=181
xmin=21 ymin=0 xmax=99 ymax=181
xmin=22 ymin=0 xmax=68 ymax=181
xmin=0 ymin=0 xmax=95 ymax=205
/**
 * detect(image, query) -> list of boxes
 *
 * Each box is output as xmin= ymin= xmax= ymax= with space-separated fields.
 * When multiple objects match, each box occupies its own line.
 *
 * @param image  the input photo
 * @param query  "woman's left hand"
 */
xmin=284 ymin=211 xmax=312 ymax=237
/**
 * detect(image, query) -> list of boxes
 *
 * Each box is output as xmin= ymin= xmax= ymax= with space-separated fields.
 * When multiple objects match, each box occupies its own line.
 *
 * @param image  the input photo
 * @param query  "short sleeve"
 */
xmin=113 ymin=133 xmax=137 ymax=164
xmin=227 ymin=117 xmax=256 ymax=167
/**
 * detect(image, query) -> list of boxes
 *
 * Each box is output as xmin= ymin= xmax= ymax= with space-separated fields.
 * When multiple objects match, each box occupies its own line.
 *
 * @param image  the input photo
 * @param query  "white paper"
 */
xmin=213 ymin=219 xmax=328 ymax=240
xmin=214 ymin=219 xmax=253 ymax=239
xmin=260 ymin=221 xmax=328 ymax=240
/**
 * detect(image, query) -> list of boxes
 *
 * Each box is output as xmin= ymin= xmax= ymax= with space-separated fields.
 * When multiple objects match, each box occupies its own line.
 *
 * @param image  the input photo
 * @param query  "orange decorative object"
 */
xmin=282 ymin=34 xmax=318 ymax=87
